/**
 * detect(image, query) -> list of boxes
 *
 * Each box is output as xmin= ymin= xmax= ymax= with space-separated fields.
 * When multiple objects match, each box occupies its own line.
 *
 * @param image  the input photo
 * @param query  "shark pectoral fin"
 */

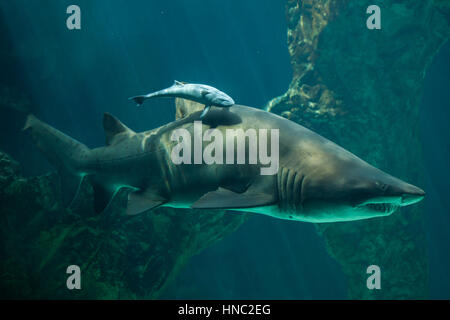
xmin=200 ymin=106 xmax=211 ymax=119
xmin=126 ymin=191 xmax=167 ymax=216
xmin=191 ymin=187 xmax=275 ymax=209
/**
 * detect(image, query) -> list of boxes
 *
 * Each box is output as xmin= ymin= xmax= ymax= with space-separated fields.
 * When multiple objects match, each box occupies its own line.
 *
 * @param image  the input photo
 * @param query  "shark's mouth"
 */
xmin=363 ymin=202 xmax=399 ymax=214
xmin=356 ymin=196 xmax=403 ymax=215
xmin=356 ymin=193 xmax=424 ymax=215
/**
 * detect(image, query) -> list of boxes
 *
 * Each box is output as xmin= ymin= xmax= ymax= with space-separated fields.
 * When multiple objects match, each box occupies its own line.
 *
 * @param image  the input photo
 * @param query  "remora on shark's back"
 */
xmin=129 ymin=81 xmax=235 ymax=118
xmin=24 ymin=99 xmax=425 ymax=223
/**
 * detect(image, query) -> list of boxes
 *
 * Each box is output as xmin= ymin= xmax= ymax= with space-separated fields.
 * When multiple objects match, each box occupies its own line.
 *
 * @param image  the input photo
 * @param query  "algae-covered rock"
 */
xmin=0 ymin=151 xmax=247 ymax=299
xmin=267 ymin=0 xmax=450 ymax=299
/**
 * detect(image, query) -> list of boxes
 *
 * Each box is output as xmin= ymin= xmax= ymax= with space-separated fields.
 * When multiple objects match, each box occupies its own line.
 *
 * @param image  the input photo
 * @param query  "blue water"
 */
xmin=419 ymin=42 xmax=450 ymax=299
xmin=0 ymin=0 xmax=448 ymax=299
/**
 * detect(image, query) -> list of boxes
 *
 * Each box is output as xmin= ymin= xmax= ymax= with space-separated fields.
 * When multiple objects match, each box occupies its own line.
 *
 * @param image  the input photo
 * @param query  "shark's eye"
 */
xmin=375 ymin=181 xmax=388 ymax=191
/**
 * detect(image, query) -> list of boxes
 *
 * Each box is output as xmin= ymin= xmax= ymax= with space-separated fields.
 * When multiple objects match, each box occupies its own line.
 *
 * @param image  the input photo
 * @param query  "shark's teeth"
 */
xmin=365 ymin=203 xmax=399 ymax=214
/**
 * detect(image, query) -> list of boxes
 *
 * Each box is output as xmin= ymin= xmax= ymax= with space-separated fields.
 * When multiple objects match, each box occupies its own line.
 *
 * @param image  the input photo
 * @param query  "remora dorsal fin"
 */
xmin=174 ymin=80 xmax=186 ymax=86
xmin=103 ymin=113 xmax=135 ymax=145
xmin=175 ymin=98 xmax=205 ymax=120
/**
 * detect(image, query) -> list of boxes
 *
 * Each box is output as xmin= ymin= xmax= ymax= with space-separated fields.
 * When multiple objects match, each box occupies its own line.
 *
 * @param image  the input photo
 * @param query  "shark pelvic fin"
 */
xmin=103 ymin=113 xmax=135 ymax=146
xmin=60 ymin=169 xmax=85 ymax=208
xmin=126 ymin=190 xmax=167 ymax=216
xmin=191 ymin=187 xmax=275 ymax=209
xmin=92 ymin=182 xmax=118 ymax=214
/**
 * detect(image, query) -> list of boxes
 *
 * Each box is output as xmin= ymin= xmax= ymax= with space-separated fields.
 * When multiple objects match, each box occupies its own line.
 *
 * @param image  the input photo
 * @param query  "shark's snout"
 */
xmin=399 ymin=185 xmax=425 ymax=206
xmin=354 ymin=171 xmax=425 ymax=214
xmin=378 ymin=174 xmax=425 ymax=205
xmin=300 ymin=154 xmax=426 ymax=221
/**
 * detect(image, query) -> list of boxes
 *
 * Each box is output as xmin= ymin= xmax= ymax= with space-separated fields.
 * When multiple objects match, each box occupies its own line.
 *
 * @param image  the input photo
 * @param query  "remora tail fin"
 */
xmin=24 ymin=114 xmax=90 ymax=207
xmin=129 ymin=90 xmax=167 ymax=106
xmin=128 ymin=95 xmax=147 ymax=107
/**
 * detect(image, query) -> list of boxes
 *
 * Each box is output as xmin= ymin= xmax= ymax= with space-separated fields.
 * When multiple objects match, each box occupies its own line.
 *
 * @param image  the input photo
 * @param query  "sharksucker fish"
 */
xmin=24 ymin=99 xmax=425 ymax=223
xmin=129 ymin=81 xmax=235 ymax=118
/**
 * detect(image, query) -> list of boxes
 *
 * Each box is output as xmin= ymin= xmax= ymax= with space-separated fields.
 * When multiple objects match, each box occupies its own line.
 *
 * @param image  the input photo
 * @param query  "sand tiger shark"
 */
xmin=129 ymin=81 xmax=235 ymax=118
xmin=24 ymin=99 xmax=425 ymax=222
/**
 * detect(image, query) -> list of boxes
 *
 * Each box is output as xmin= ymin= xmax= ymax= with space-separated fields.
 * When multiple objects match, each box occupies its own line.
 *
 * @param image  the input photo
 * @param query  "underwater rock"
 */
xmin=267 ymin=0 xmax=450 ymax=299
xmin=0 ymin=151 xmax=247 ymax=299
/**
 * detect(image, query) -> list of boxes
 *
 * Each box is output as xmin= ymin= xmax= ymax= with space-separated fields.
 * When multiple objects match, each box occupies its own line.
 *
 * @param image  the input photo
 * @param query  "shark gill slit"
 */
xmin=277 ymin=167 xmax=304 ymax=212
xmin=158 ymin=140 xmax=174 ymax=197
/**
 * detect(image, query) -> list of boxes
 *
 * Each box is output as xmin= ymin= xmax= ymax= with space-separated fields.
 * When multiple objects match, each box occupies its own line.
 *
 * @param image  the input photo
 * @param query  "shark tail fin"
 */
xmin=128 ymin=95 xmax=147 ymax=107
xmin=24 ymin=114 xmax=90 ymax=207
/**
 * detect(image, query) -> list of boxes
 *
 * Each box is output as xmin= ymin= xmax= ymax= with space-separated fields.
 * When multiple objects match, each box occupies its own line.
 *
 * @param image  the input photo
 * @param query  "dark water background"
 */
xmin=419 ymin=43 xmax=450 ymax=300
xmin=0 ymin=0 xmax=448 ymax=299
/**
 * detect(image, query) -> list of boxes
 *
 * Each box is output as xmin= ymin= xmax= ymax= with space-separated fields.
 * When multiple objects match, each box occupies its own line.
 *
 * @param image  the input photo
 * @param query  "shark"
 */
xmin=129 ymin=81 xmax=235 ymax=118
xmin=24 ymin=99 xmax=425 ymax=223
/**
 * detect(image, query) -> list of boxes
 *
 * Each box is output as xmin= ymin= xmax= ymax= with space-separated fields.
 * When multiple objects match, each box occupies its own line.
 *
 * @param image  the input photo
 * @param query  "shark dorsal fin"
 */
xmin=175 ymin=98 xmax=205 ymax=120
xmin=103 ymin=113 xmax=135 ymax=146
